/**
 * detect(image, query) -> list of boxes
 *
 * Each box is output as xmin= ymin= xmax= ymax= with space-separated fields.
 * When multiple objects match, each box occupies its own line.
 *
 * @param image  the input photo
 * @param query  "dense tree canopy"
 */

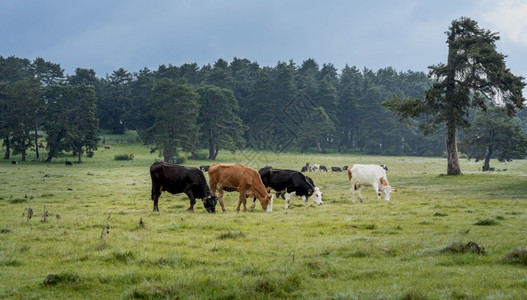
xmin=2 ymin=16 xmax=526 ymax=163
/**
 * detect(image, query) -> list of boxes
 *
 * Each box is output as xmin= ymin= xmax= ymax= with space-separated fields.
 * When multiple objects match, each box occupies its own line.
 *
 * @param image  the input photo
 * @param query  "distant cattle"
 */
xmin=331 ymin=166 xmax=342 ymax=172
xmin=150 ymin=162 xmax=217 ymax=213
xmin=208 ymin=163 xmax=273 ymax=213
xmin=11 ymin=161 xmax=17 ymax=165
xmin=301 ymin=166 xmax=309 ymax=172
xmin=347 ymin=164 xmax=396 ymax=203
xmin=342 ymin=165 xmax=349 ymax=170
xmin=319 ymin=165 xmax=328 ymax=172
xmin=65 ymin=160 xmax=73 ymax=166
xmin=38 ymin=143 xmax=46 ymax=149
xmin=104 ymin=145 xmax=111 ymax=150
xmin=253 ymin=167 xmax=322 ymax=211
xmin=311 ymin=164 xmax=320 ymax=171
xmin=200 ymin=165 xmax=210 ymax=172
xmin=380 ymin=164 xmax=389 ymax=171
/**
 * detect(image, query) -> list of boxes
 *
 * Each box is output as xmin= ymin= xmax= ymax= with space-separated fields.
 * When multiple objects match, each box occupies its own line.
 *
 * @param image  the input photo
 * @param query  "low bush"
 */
xmin=114 ymin=153 xmax=134 ymax=161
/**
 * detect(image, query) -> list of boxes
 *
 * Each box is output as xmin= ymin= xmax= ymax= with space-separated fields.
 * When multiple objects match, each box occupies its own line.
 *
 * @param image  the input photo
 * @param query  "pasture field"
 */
xmin=1 ymin=137 xmax=526 ymax=299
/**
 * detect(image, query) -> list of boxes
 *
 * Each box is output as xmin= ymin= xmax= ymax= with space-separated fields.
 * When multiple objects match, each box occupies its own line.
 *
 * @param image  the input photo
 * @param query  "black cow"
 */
xmin=200 ymin=165 xmax=210 ymax=172
xmin=343 ymin=165 xmax=349 ymax=170
xmin=331 ymin=166 xmax=342 ymax=172
xmin=252 ymin=167 xmax=323 ymax=211
xmin=150 ymin=162 xmax=217 ymax=213
xmin=65 ymin=160 xmax=73 ymax=166
xmin=301 ymin=166 xmax=309 ymax=172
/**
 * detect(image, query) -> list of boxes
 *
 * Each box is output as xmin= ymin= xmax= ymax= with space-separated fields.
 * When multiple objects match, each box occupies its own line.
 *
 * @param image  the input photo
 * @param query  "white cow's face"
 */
xmin=381 ymin=186 xmax=396 ymax=201
xmin=311 ymin=187 xmax=323 ymax=205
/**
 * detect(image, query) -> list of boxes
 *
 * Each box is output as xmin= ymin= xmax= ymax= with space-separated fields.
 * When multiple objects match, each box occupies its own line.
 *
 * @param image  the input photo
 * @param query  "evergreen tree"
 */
xmin=97 ymin=68 xmax=133 ymax=133
xmin=144 ymin=78 xmax=200 ymax=162
xmin=64 ymin=84 xmax=99 ymax=163
xmin=385 ymin=17 xmax=525 ymax=174
xmin=4 ymin=76 xmax=41 ymax=161
xmin=42 ymin=85 xmax=73 ymax=162
xmin=197 ymin=85 xmax=245 ymax=160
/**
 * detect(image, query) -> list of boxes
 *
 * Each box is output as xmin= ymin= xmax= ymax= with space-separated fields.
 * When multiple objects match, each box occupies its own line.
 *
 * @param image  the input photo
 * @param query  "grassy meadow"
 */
xmin=1 ymin=133 xmax=526 ymax=299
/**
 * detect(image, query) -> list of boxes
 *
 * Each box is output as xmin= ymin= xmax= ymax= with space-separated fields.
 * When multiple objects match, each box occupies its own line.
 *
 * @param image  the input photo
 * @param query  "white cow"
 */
xmin=347 ymin=164 xmax=396 ymax=202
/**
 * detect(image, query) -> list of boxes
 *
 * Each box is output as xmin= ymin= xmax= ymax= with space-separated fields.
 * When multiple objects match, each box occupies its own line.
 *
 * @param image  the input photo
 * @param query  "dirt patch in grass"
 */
xmin=42 ymin=272 xmax=81 ymax=286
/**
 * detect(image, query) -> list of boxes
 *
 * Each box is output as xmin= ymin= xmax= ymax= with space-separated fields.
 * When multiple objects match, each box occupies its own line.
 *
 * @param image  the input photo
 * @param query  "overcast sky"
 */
xmin=2 ymin=0 xmax=527 ymax=79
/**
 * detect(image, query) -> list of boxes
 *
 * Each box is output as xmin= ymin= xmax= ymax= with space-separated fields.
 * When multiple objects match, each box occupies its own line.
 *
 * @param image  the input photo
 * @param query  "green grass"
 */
xmin=1 ymin=135 xmax=526 ymax=299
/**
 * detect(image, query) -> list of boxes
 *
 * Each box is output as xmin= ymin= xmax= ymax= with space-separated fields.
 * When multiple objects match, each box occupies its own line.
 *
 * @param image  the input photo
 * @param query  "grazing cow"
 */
xmin=104 ymin=145 xmax=111 ymax=150
xmin=11 ymin=161 xmax=17 ymax=165
xmin=301 ymin=166 xmax=309 ymax=172
xmin=253 ymin=167 xmax=322 ymax=211
xmin=348 ymin=164 xmax=396 ymax=203
xmin=331 ymin=166 xmax=342 ymax=172
xmin=311 ymin=164 xmax=320 ymax=172
xmin=65 ymin=160 xmax=73 ymax=166
xmin=343 ymin=165 xmax=349 ymax=171
xmin=150 ymin=162 xmax=217 ymax=213
xmin=208 ymin=163 xmax=273 ymax=213
xmin=319 ymin=165 xmax=328 ymax=172
xmin=200 ymin=165 xmax=210 ymax=172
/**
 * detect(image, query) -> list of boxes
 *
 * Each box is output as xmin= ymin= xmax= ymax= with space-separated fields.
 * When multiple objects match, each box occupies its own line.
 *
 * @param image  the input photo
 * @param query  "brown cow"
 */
xmin=208 ymin=163 xmax=273 ymax=213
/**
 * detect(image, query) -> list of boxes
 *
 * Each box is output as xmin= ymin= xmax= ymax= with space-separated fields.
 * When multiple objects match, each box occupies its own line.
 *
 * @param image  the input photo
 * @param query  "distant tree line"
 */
xmin=1 ymin=53 xmax=525 ymax=163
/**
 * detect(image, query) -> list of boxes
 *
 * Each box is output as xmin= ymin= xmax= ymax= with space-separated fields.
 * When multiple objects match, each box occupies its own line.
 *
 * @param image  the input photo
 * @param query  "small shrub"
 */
xmin=188 ymin=153 xmax=207 ymax=160
xmin=503 ymin=247 xmax=527 ymax=266
xmin=114 ymin=153 xmax=134 ymax=161
xmin=474 ymin=218 xmax=499 ymax=226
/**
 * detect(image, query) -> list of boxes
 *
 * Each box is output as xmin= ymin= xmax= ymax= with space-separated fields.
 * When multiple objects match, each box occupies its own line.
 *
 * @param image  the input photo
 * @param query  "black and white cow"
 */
xmin=150 ymin=162 xmax=217 ymax=213
xmin=252 ymin=167 xmax=323 ymax=211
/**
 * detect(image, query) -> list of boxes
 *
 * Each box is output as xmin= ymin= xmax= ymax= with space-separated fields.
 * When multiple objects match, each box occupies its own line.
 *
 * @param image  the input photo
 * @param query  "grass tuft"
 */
xmin=474 ymin=218 xmax=499 ymax=226
xmin=8 ymin=198 xmax=27 ymax=204
xmin=503 ymin=247 xmax=527 ymax=266
xmin=42 ymin=272 xmax=80 ymax=286
xmin=216 ymin=231 xmax=246 ymax=240
xmin=0 ymin=257 xmax=21 ymax=266
xmin=441 ymin=241 xmax=486 ymax=255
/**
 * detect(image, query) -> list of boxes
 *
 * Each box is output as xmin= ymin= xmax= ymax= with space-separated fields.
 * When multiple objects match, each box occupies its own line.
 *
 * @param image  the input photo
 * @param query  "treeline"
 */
xmin=1 ymin=55 xmax=445 ymax=162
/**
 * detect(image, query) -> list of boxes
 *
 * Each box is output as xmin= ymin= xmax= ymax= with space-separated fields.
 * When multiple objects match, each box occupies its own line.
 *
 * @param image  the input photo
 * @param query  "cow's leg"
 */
xmin=356 ymin=185 xmax=364 ymax=203
xmin=236 ymin=191 xmax=244 ymax=212
xmin=301 ymin=195 xmax=309 ymax=209
xmin=350 ymin=180 xmax=357 ymax=203
xmin=184 ymin=189 xmax=196 ymax=212
xmin=152 ymin=184 xmax=162 ymax=211
xmin=373 ymin=183 xmax=381 ymax=201
xmin=217 ymin=190 xmax=226 ymax=213
xmin=284 ymin=192 xmax=293 ymax=211
xmin=251 ymin=197 xmax=257 ymax=210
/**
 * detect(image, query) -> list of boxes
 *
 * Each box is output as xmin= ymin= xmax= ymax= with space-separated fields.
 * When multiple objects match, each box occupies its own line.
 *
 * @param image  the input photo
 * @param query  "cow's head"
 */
xmin=261 ymin=193 xmax=274 ymax=213
xmin=380 ymin=185 xmax=396 ymax=201
xmin=202 ymin=195 xmax=218 ymax=213
xmin=310 ymin=186 xmax=323 ymax=205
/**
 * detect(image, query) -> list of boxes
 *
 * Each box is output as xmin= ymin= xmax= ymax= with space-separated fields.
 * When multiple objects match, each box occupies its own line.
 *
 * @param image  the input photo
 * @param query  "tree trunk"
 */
xmin=446 ymin=119 xmax=462 ymax=175
xmin=77 ymin=147 xmax=83 ymax=163
xmin=316 ymin=141 xmax=323 ymax=153
xmin=208 ymin=129 xmax=217 ymax=160
xmin=34 ymin=122 xmax=39 ymax=159
xmin=482 ymin=145 xmax=493 ymax=171
xmin=3 ymin=138 xmax=10 ymax=159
